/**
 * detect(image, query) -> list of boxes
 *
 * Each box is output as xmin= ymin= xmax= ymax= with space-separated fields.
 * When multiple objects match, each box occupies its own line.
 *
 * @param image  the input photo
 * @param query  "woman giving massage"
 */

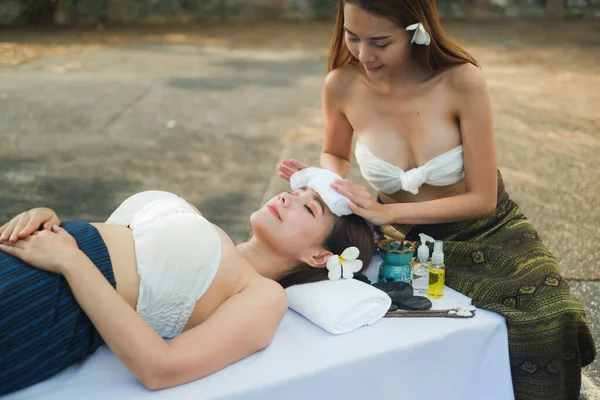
xmin=278 ymin=1 xmax=595 ymax=399
xmin=0 ymin=168 xmax=374 ymax=395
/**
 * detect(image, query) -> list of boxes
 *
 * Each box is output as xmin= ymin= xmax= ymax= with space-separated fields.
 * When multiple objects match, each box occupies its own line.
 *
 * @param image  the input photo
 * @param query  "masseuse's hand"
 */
xmin=332 ymin=180 xmax=389 ymax=226
xmin=0 ymin=208 xmax=60 ymax=243
xmin=278 ymin=159 xmax=312 ymax=182
xmin=0 ymin=225 xmax=79 ymax=274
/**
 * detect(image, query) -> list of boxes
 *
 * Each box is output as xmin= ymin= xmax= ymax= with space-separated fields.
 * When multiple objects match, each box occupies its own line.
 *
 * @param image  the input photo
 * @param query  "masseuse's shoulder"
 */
xmin=324 ymin=64 xmax=359 ymax=99
xmin=444 ymin=63 xmax=488 ymax=96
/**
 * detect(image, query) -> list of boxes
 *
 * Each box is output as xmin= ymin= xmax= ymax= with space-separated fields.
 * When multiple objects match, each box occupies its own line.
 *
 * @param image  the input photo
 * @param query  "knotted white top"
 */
xmin=354 ymin=143 xmax=464 ymax=195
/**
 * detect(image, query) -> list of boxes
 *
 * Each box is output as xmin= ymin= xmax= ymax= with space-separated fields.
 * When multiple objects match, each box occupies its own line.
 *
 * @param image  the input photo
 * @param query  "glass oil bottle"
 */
xmin=413 ymin=233 xmax=434 ymax=296
xmin=428 ymin=240 xmax=446 ymax=299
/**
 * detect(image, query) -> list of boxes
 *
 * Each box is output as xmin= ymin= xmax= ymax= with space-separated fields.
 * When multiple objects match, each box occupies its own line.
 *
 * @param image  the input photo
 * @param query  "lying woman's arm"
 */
xmin=155 ymin=281 xmax=287 ymax=388
xmin=61 ymin=250 xmax=164 ymax=385
xmin=61 ymin=250 xmax=287 ymax=389
xmin=0 ymin=227 xmax=287 ymax=390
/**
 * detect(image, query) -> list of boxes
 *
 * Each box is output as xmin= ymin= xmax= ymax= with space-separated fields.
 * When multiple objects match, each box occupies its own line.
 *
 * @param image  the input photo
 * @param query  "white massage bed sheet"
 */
xmin=4 ymin=285 xmax=514 ymax=400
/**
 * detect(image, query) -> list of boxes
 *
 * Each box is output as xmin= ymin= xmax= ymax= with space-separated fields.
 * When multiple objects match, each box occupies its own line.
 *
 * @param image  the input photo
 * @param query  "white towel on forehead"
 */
xmin=290 ymin=168 xmax=353 ymax=217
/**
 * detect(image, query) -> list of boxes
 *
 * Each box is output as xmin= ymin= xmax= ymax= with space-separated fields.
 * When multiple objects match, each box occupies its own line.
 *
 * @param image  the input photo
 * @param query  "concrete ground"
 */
xmin=1 ymin=20 xmax=599 ymax=398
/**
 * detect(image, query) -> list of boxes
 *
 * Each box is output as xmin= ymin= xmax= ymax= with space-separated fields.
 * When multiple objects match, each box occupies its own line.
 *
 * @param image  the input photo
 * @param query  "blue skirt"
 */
xmin=0 ymin=220 xmax=115 ymax=396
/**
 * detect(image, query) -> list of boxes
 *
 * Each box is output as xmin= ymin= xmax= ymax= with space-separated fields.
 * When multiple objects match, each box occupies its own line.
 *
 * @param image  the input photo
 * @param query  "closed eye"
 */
xmin=373 ymin=42 xmax=390 ymax=48
xmin=346 ymin=35 xmax=389 ymax=49
xmin=304 ymin=205 xmax=315 ymax=217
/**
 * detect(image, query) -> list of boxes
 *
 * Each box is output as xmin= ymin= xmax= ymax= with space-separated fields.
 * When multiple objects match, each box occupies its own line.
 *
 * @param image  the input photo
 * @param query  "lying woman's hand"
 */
xmin=0 ymin=225 xmax=79 ymax=274
xmin=278 ymin=159 xmax=312 ymax=182
xmin=0 ymin=208 xmax=60 ymax=243
xmin=331 ymin=179 xmax=389 ymax=226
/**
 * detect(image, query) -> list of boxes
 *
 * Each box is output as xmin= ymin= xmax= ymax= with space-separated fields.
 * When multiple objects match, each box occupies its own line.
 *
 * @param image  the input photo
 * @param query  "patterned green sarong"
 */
xmin=380 ymin=171 xmax=596 ymax=400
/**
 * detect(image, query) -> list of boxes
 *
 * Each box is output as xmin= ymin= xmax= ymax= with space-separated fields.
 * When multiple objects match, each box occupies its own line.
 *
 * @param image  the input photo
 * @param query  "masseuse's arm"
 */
xmin=60 ymin=252 xmax=287 ymax=390
xmin=390 ymin=66 xmax=498 ymax=223
xmin=320 ymin=69 xmax=355 ymax=178
xmin=404 ymin=67 xmax=495 ymax=223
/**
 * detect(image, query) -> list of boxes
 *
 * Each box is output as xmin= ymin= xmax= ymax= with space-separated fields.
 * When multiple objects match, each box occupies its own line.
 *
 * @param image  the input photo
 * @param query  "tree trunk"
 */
xmin=25 ymin=0 xmax=59 ymax=26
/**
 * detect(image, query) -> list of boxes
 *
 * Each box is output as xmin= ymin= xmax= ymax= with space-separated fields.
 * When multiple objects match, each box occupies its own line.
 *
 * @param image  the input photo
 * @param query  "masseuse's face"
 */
xmin=343 ymin=4 xmax=412 ymax=80
xmin=251 ymin=188 xmax=335 ymax=263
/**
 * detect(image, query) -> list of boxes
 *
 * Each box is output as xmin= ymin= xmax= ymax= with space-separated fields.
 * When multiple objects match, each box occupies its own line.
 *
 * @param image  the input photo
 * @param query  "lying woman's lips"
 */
xmin=267 ymin=204 xmax=281 ymax=220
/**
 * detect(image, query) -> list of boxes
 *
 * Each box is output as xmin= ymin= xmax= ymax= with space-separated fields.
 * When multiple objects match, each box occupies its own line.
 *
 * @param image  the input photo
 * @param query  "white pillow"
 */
xmin=285 ymin=279 xmax=392 ymax=335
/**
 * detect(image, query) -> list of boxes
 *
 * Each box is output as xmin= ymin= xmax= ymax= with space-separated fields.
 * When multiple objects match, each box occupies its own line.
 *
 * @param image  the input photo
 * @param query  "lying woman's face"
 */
xmin=251 ymin=188 xmax=335 ymax=259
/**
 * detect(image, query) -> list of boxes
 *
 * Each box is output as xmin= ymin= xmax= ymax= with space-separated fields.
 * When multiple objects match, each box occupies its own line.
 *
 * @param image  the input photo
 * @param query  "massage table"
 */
xmin=4 ymin=256 xmax=514 ymax=400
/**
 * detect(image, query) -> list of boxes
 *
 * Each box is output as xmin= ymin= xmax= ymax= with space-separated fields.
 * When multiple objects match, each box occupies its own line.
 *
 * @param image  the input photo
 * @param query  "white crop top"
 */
xmin=355 ymin=143 xmax=464 ymax=195
xmin=106 ymin=191 xmax=222 ymax=339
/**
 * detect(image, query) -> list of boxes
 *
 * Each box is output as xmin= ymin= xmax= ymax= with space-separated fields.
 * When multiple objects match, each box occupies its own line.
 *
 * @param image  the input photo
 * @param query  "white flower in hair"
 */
xmin=406 ymin=22 xmax=431 ymax=46
xmin=326 ymin=246 xmax=363 ymax=281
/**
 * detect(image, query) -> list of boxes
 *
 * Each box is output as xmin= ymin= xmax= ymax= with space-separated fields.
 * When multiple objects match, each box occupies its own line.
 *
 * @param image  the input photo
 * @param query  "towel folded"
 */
xmin=285 ymin=279 xmax=392 ymax=335
xmin=290 ymin=167 xmax=353 ymax=217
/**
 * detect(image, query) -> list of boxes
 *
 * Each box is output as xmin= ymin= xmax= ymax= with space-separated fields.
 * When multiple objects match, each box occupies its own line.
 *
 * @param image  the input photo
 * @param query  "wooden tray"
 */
xmin=385 ymin=307 xmax=476 ymax=319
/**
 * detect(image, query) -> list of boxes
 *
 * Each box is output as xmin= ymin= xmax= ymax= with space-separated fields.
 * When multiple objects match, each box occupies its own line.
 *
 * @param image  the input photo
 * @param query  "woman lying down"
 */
xmin=0 ymin=168 xmax=374 ymax=395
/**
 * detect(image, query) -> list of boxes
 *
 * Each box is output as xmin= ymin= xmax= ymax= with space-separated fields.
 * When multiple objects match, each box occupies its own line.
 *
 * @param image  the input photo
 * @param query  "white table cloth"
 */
xmin=4 ymin=255 xmax=514 ymax=400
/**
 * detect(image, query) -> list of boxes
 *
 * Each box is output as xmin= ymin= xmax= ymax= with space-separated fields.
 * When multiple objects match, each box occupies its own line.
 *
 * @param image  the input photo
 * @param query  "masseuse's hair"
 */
xmin=278 ymin=214 xmax=375 ymax=288
xmin=328 ymin=0 xmax=479 ymax=74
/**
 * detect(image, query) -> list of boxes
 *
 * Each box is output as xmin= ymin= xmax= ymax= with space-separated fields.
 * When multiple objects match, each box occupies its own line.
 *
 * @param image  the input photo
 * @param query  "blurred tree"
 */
xmin=310 ymin=0 xmax=336 ymax=20
xmin=22 ymin=0 xmax=60 ymax=25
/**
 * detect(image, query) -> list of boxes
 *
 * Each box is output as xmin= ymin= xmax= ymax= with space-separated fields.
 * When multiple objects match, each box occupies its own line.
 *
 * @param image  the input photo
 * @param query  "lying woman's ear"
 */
xmin=301 ymin=249 xmax=334 ymax=268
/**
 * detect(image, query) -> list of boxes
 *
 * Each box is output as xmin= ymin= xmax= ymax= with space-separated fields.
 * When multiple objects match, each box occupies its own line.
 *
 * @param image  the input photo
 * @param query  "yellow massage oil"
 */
xmin=427 ymin=240 xmax=445 ymax=299
xmin=428 ymin=267 xmax=445 ymax=299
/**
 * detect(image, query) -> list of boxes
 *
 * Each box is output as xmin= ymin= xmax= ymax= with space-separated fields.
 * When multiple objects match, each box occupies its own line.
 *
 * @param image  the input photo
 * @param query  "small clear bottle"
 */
xmin=428 ymin=240 xmax=446 ymax=299
xmin=413 ymin=233 xmax=434 ymax=296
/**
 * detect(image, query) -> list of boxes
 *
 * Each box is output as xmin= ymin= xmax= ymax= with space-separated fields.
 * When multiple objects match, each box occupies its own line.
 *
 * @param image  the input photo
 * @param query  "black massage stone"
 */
xmin=395 ymin=296 xmax=432 ymax=311
xmin=372 ymin=281 xmax=414 ymax=303
xmin=353 ymin=273 xmax=371 ymax=285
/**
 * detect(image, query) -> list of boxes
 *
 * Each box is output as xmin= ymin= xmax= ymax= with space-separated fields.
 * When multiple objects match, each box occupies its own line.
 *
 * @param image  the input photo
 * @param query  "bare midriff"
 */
xmin=90 ymin=223 xmax=140 ymax=310
xmin=378 ymin=179 xmax=467 ymax=205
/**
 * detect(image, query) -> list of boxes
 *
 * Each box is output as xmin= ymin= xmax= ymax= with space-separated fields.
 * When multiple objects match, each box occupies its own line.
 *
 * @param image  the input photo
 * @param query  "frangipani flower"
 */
xmin=406 ymin=22 xmax=431 ymax=46
xmin=326 ymin=246 xmax=363 ymax=281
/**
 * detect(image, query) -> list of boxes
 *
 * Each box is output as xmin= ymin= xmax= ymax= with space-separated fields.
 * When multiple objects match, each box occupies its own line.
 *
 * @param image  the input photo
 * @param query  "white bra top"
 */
xmin=355 ymin=143 xmax=464 ymax=195
xmin=106 ymin=191 xmax=222 ymax=339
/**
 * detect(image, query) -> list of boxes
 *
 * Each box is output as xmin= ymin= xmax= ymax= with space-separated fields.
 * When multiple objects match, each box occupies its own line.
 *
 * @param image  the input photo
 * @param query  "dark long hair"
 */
xmin=328 ymin=0 xmax=479 ymax=74
xmin=277 ymin=214 xmax=375 ymax=288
